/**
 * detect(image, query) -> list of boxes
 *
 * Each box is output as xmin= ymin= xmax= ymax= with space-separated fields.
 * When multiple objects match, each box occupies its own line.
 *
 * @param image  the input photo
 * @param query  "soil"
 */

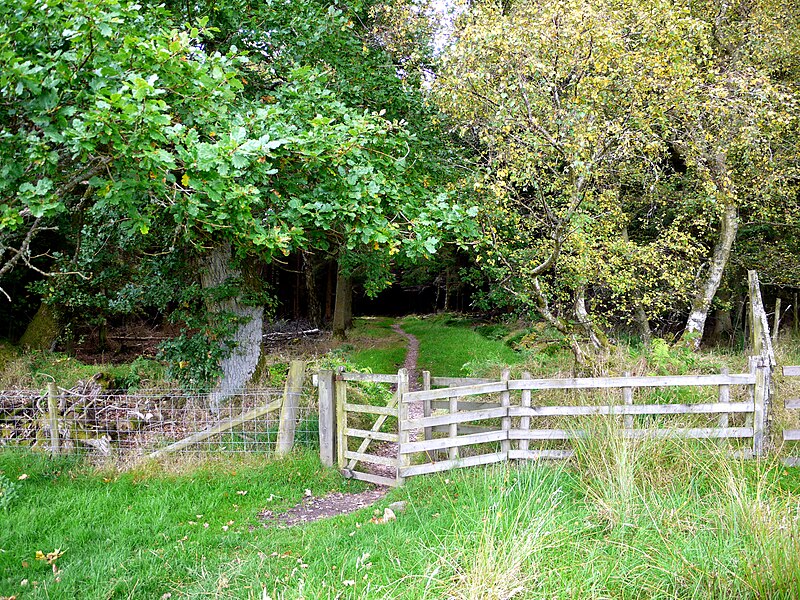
xmin=259 ymin=489 xmax=388 ymax=527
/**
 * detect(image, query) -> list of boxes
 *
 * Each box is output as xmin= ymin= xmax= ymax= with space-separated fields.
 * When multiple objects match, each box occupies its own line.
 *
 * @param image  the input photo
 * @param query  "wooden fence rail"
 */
xmin=318 ymin=363 xmax=770 ymax=486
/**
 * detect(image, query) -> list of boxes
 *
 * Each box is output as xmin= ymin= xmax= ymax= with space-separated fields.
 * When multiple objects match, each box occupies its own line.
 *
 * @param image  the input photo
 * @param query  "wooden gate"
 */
xmin=782 ymin=365 xmax=800 ymax=466
xmin=397 ymin=367 xmax=767 ymax=482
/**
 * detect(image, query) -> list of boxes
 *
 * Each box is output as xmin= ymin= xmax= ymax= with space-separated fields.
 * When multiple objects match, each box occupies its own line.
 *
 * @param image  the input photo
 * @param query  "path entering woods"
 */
xmin=260 ymin=321 xmax=419 ymax=527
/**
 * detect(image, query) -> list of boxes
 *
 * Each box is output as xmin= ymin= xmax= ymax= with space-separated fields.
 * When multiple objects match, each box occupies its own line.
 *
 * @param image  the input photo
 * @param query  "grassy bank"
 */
xmin=3 ymin=442 xmax=800 ymax=599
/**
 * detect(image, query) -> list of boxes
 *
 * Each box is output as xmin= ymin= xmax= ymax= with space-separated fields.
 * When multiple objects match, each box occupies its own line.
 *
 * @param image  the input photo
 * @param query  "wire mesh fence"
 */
xmin=0 ymin=386 xmax=319 ymax=459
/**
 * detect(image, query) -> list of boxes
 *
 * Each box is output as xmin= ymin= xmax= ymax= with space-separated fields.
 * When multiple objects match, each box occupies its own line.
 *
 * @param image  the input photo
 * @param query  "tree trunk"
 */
xmin=324 ymin=262 xmax=334 ymax=322
xmin=683 ymin=202 xmax=738 ymax=348
xmin=200 ymin=242 xmax=263 ymax=412
xmin=19 ymin=302 xmax=60 ymax=351
xmin=303 ymin=251 xmax=324 ymax=328
xmin=332 ymin=267 xmax=353 ymax=340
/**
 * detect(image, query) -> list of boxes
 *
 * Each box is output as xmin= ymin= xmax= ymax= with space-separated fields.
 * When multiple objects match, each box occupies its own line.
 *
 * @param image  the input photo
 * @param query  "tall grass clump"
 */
xmin=714 ymin=458 xmax=800 ymax=598
xmin=425 ymin=464 xmax=569 ymax=599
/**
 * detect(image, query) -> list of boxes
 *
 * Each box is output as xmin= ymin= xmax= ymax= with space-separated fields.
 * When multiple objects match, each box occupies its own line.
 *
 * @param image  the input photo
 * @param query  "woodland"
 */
xmin=1 ymin=0 xmax=799 ymax=393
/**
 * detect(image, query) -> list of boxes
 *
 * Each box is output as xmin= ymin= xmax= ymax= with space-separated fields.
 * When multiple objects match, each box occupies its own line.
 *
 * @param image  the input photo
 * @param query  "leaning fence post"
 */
xmin=276 ymin=360 xmax=306 ymax=456
xmin=47 ymin=382 xmax=60 ymax=456
xmin=318 ymin=370 xmax=336 ymax=467
xmin=396 ymin=368 xmax=409 ymax=486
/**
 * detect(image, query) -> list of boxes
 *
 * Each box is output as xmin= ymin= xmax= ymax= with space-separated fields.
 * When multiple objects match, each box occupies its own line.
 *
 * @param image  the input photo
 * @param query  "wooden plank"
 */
xmin=718 ymin=368 xmax=730 ymax=430
xmin=147 ymin=399 xmax=283 ymax=459
xmin=47 ymin=382 xmax=60 ymax=456
xmin=404 ymin=382 xmax=508 ymax=403
xmin=339 ymin=372 xmax=398 ymax=383
xmin=431 ymin=400 xmax=502 ymax=411
xmin=623 ymin=372 xmax=633 ymax=430
xmin=501 ymin=369 xmax=511 ymax=455
xmin=396 ymin=368 xmax=409 ymax=486
xmin=400 ymin=451 xmax=507 ymax=478
xmin=508 ymin=401 xmax=754 ymax=418
xmin=519 ymin=371 xmax=531 ymax=452
xmin=448 ymin=395 xmax=458 ymax=460
xmin=422 ymin=371 xmax=432 ymax=443
xmin=345 ymin=450 xmax=399 ymax=468
xmin=400 ymin=430 xmax=507 ymax=454
xmin=785 ymin=399 xmax=800 ymax=409
xmin=510 ymin=428 xmax=586 ymax=440
xmin=623 ymin=427 xmax=752 ymax=439
xmin=431 ymin=425 xmax=495 ymax=434
xmin=430 ymin=377 xmax=493 ymax=387
xmin=344 ymin=403 xmax=397 ymax=417
xmin=783 ymin=430 xmax=800 ymax=441
xmin=344 ymin=428 xmax=399 ymax=443
xmin=508 ymin=449 xmax=574 ymax=460
xmin=336 ymin=378 xmax=347 ymax=470
xmin=345 ymin=392 xmax=399 ymax=471
xmin=753 ymin=359 xmax=768 ymax=456
xmin=276 ymin=360 xmax=306 ymax=456
xmin=784 ymin=366 xmax=800 ymax=377
xmin=508 ymin=373 xmax=755 ymax=391
xmin=317 ymin=370 xmax=335 ymax=467
xmin=783 ymin=457 xmax=800 ymax=467
xmin=407 ymin=406 xmax=508 ymax=429
xmin=346 ymin=470 xmax=399 ymax=487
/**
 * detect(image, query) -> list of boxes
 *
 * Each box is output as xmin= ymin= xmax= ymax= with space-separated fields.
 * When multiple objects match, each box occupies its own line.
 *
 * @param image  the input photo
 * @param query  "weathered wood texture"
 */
xmin=317 ymin=370 xmax=336 ymax=467
xmin=276 ymin=360 xmax=306 ymax=456
xmin=47 ymin=382 xmax=60 ymax=456
xmin=331 ymin=366 xmax=765 ymax=486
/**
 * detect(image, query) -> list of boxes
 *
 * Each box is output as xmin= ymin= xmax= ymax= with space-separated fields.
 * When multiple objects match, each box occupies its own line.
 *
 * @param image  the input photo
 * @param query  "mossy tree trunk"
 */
xmin=19 ymin=303 xmax=60 ymax=351
xmin=200 ymin=242 xmax=264 ymax=412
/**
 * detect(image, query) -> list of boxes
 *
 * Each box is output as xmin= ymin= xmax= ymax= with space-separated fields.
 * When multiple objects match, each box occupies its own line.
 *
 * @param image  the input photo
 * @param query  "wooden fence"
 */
xmin=782 ymin=365 xmax=800 ymax=466
xmin=316 ymin=361 xmax=770 ymax=486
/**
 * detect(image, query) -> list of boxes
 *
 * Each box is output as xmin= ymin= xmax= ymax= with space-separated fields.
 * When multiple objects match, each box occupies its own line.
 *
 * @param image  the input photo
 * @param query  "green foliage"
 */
xmin=159 ymin=333 xmax=227 ymax=394
xmin=0 ymin=473 xmax=19 ymax=512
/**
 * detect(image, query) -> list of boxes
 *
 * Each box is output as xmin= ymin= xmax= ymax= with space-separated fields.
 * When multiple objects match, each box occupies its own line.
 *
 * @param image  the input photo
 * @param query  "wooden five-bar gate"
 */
xmin=317 ymin=360 xmax=771 ymax=487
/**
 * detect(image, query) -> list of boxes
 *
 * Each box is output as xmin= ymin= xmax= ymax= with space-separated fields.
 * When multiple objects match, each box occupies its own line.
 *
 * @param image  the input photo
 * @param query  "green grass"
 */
xmin=4 ymin=444 xmax=800 ymax=599
xmin=344 ymin=317 xmax=408 ymax=374
xmin=400 ymin=314 xmax=526 ymax=377
xmin=0 ymin=348 xmax=165 ymax=390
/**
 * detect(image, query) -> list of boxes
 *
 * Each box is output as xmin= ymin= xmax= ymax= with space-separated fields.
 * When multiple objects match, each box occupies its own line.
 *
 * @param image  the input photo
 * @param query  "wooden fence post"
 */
xmin=519 ymin=371 xmax=532 ymax=453
xmin=422 ymin=371 xmax=432 ymax=442
xmin=773 ymin=297 xmax=781 ymax=344
xmin=448 ymin=395 xmax=459 ymax=461
xmin=718 ymin=367 xmax=730 ymax=429
xmin=622 ymin=371 xmax=633 ymax=432
xmin=396 ymin=368 xmax=409 ymax=486
xmin=500 ymin=369 xmax=511 ymax=456
xmin=318 ymin=370 xmax=336 ymax=467
xmin=335 ymin=369 xmax=347 ymax=471
xmin=753 ymin=357 xmax=768 ymax=457
xmin=47 ymin=382 xmax=60 ymax=456
xmin=276 ymin=360 xmax=306 ymax=456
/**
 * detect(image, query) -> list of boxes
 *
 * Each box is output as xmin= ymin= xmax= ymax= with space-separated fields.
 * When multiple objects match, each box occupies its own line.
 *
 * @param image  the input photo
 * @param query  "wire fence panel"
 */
xmin=0 ymin=388 xmax=319 ymax=458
